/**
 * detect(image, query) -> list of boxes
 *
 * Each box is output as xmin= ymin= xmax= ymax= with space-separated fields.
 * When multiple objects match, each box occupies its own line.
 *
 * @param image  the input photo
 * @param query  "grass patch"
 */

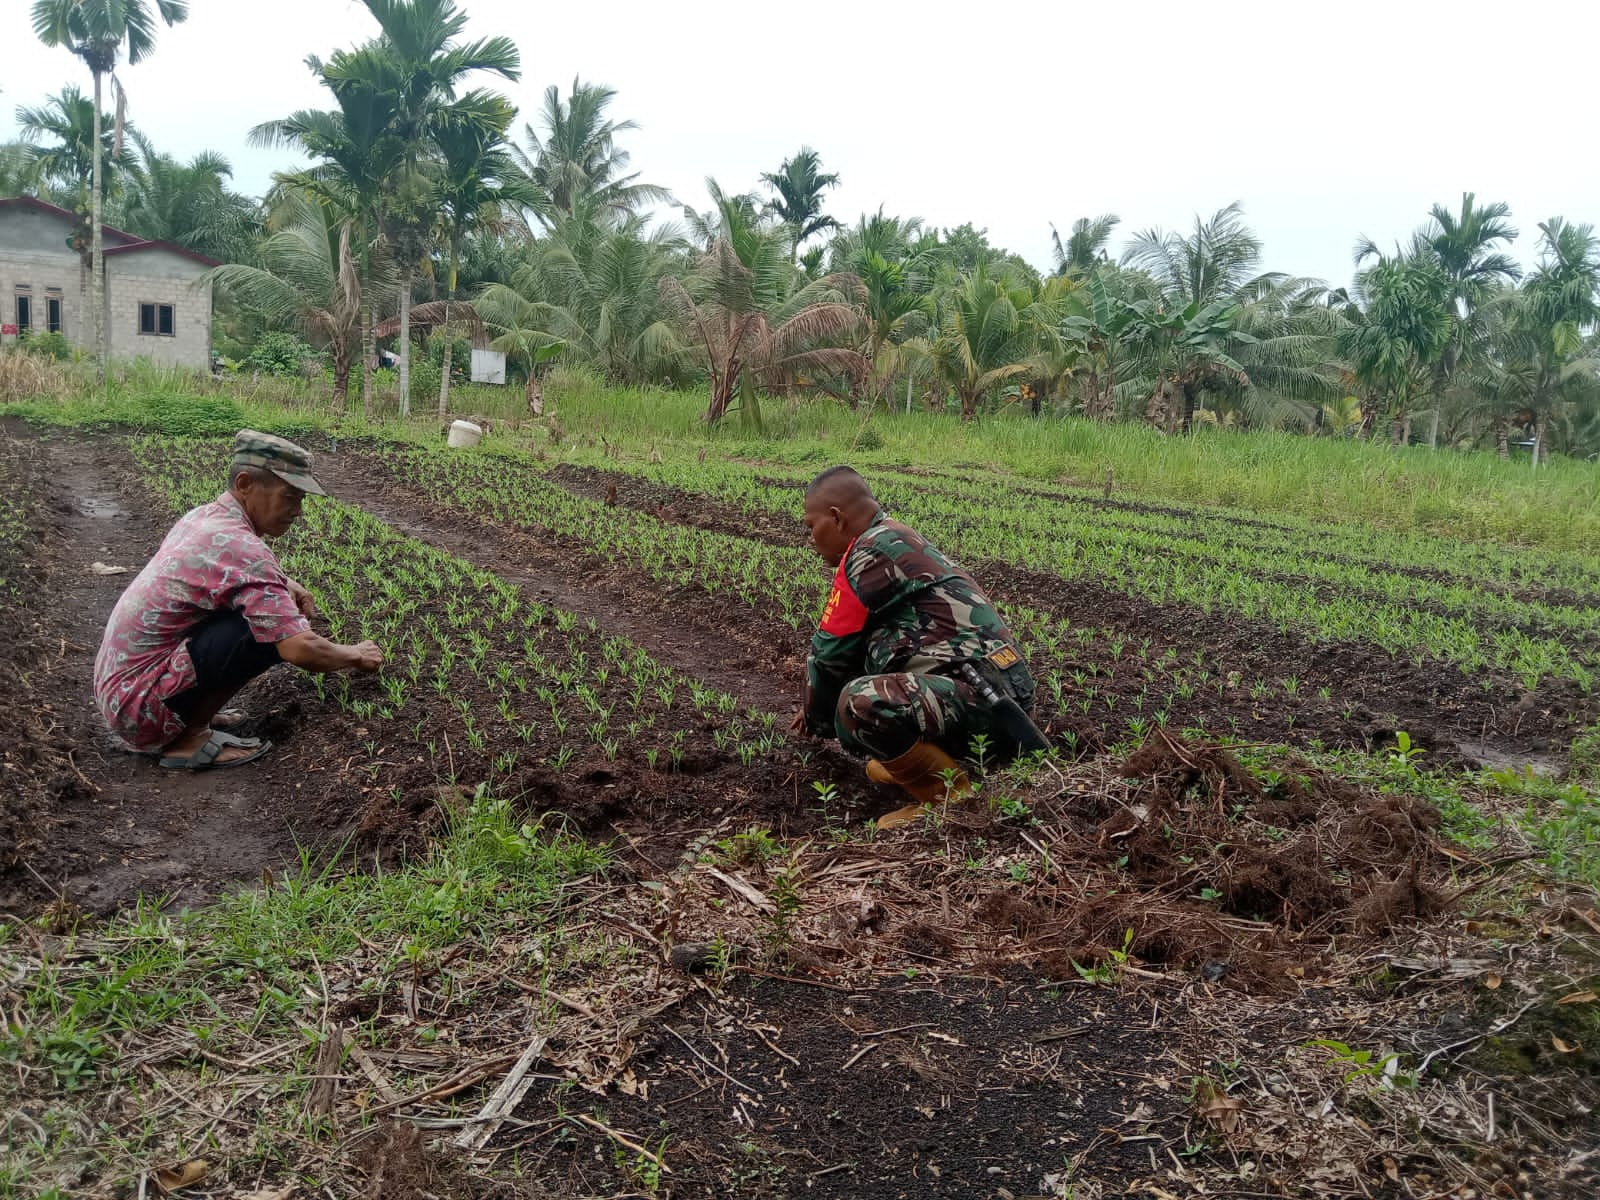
xmin=0 ymin=789 xmax=606 ymax=1193
xmin=11 ymin=366 xmax=1600 ymax=552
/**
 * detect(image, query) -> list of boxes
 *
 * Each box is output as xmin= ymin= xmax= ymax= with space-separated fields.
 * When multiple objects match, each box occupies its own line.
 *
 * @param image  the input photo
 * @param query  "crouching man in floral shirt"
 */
xmin=94 ymin=430 xmax=383 ymax=770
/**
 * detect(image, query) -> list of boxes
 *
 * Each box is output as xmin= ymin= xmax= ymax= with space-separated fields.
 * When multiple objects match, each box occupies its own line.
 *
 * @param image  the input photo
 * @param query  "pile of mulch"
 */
xmin=639 ymin=728 xmax=1483 ymax=996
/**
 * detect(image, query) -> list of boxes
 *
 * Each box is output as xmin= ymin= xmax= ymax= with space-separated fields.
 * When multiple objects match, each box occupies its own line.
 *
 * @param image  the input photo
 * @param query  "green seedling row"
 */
xmin=386 ymin=448 xmax=829 ymax=632
xmin=0 ymin=441 xmax=43 ymax=606
xmin=859 ymin=463 xmax=1600 ymax=596
xmin=558 ymin=454 xmax=1598 ymax=689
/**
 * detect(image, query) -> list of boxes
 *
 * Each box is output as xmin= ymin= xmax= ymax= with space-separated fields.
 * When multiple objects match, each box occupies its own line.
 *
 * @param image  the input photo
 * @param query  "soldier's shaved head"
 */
xmin=803 ymin=466 xmax=881 ymax=567
xmin=806 ymin=466 xmax=876 ymax=506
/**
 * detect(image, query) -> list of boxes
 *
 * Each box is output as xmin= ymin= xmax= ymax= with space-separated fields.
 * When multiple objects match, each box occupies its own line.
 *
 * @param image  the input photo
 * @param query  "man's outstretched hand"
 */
xmin=350 ymin=640 xmax=384 ymax=672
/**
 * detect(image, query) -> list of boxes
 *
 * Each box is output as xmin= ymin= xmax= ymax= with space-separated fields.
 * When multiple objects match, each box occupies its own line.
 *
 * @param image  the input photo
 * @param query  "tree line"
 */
xmin=10 ymin=0 xmax=1600 ymax=459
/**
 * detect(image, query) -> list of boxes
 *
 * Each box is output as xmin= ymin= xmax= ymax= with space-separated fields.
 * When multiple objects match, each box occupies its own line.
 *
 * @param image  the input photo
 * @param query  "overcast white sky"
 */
xmin=3 ymin=0 xmax=1596 ymax=287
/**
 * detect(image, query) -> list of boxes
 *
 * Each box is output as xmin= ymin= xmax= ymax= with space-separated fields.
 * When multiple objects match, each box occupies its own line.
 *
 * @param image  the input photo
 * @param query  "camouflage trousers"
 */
xmin=832 ymin=672 xmax=996 ymax=761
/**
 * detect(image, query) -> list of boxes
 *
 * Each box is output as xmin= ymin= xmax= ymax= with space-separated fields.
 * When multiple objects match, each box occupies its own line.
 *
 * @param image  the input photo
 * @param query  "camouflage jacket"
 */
xmin=804 ymin=511 xmax=1030 ymax=733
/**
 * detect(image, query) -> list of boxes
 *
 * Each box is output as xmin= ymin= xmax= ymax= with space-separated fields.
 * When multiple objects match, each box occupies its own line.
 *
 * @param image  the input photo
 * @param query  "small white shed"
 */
xmin=469 ymin=348 xmax=506 ymax=385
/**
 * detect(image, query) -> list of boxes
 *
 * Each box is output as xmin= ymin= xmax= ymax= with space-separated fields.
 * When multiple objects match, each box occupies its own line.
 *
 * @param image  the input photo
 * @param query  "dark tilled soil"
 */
xmin=4 ymin=425 xmax=1597 ymax=1200
xmin=980 ymin=561 xmax=1586 ymax=765
xmin=312 ymin=451 xmax=808 ymax=720
xmin=11 ymin=426 xmax=1573 ymax=915
xmin=516 ymin=974 xmax=1185 ymax=1198
xmin=0 ymin=430 xmax=65 ymax=879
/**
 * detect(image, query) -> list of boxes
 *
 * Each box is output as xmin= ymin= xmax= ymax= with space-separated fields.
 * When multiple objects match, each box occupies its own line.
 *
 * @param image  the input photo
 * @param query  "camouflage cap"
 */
xmin=230 ymin=429 xmax=328 ymax=496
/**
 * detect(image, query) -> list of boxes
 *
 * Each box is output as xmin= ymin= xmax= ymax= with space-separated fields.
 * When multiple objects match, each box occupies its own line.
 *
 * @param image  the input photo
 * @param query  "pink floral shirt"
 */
xmin=94 ymin=491 xmax=310 ymax=752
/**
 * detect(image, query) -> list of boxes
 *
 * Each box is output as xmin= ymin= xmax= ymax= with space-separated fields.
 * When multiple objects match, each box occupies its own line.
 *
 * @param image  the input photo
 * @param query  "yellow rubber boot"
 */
xmin=868 ymin=742 xmax=971 ymax=831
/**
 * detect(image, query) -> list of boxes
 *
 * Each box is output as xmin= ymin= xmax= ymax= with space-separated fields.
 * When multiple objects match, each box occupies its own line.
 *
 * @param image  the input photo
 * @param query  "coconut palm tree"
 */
xmin=477 ymin=213 xmax=686 ymax=388
xmin=661 ymin=234 xmax=865 ymax=423
xmin=682 ymin=177 xmax=768 ymax=255
xmin=14 ymin=87 xmax=130 ymax=200
xmin=326 ymin=0 xmax=520 ymax=415
xmin=828 ymin=208 xmax=926 ymax=274
xmin=1123 ymin=202 xmax=1270 ymax=308
xmin=1117 ymin=205 xmax=1339 ymax=430
xmin=252 ymin=100 xmax=398 ymax=416
xmin=1018 ymin=274 xmax=1084 ymax=414
xmin=1401 ymin=193 xmax=1521 ymax=445
xmin=1480 ymin=220 xmax=1600 ymax=462
xmin=761 ymin=147 xmax=840 ymax=263
xmin=30 ymin=0 xmax=188 ymax=378
xmin=1339 ymin=248 xmax=1454 ymax=445
xmin=855 ymin=250 xmax=934 ymax=403
xmin=931 ymin=265 xmax=1034 ymax=420
xmin=1211 ymin=278 xmax=1345 ymax=430
xmin=0 ymin=142 xmax=41 ymax=198
xmin=1051 ymin=214 xmax=1121 ymax=277
xmin=434 ymin=90 xmax=534 ymax=415
xmin=207 ymin=189 xmax=362 ymax=406
xmin=258 ymin=0 xmax=519 ymax=416
xmin=517 ymin=78 xmax=670 ymax=226
xmin=15 ymin=86 xmax=137 ymax=327
xmin=1320 ymin=394 xmax=1364 ymax=437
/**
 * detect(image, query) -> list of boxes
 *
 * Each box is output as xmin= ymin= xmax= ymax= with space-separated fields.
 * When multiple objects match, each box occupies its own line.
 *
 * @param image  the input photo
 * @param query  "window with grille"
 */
xmin=139 ymin=302 xmax=176 ymax=337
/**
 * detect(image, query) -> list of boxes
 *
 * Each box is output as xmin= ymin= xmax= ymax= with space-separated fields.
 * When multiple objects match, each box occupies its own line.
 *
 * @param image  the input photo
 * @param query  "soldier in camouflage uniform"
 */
xmin=794 ymin=466 xmax=1035 ymax=828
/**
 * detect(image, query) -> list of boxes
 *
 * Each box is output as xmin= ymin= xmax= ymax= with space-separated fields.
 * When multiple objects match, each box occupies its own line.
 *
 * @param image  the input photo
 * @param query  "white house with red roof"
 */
xmin=0 ymin=195 xmax=217 ymax=370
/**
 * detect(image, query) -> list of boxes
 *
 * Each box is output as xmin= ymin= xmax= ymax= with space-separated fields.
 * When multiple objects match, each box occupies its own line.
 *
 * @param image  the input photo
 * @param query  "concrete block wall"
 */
xmin=0 ymin=248 xmax=87 ymax=345
xmin=1 ymin=207 xmax=212 ymax=369
xmin=105 ymin=258 xmax=213 ymax=370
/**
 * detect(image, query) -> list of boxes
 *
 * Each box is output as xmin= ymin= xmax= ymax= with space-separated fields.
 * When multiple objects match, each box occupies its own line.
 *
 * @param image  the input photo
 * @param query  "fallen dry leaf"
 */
xmin=235 ymin=1188 xmax=296 ymax=1200
xmin=1484 ymin=971 xmax=1502 ymax=989
xmin=153 ymin=1160 xmax=208 ymax=1195
xmin=1557 ymin=990 xmax=1597 ymax=1005
xmin=1383 ymin=1156 xmax=1400 ymax=1182
xmin=1551 ymin=1035 xmax=1582 ymax=1054
xmin=617 ymin=1070 xmax=649 ymax=1100
xmin=90 ymin=561 xmax=129 ymax=575
xmin=1194 ymin=1082 xmax=1248 ymax=1134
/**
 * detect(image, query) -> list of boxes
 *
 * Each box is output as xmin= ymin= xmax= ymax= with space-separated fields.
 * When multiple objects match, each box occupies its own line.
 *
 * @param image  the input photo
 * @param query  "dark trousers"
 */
xmin=164 ymin=610 xmax=282 ymax=722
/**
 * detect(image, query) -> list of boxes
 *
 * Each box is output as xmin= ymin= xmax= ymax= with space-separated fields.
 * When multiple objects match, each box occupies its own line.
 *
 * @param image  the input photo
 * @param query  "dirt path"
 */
xmin=1 ymin=430 xmax=353 ymax=913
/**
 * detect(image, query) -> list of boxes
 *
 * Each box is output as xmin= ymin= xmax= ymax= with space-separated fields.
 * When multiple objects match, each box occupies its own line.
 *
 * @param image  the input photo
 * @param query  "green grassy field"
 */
xmin=13 ymin=361 xmax=1600 ymax=551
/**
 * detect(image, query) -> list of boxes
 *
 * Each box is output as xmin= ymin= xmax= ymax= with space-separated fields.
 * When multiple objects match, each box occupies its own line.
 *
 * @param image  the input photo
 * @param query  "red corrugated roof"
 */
xmin=0 ymin=194 xmax=221 ymax=267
